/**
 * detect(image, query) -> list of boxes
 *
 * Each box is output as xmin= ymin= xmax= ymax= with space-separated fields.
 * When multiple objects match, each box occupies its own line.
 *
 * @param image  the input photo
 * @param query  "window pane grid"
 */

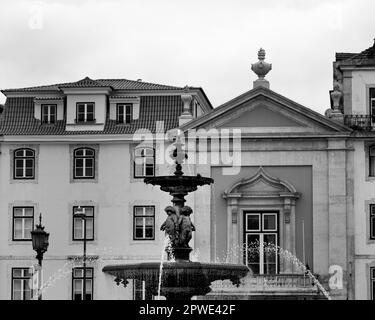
xmin=73 ymin=206 xmax=94 ymax=241
xmin=370 ymin=146 xmax=375 ymax=176
xmin=13 ymin=207 xmax=34 ymax=240
xmin=246 ymin=214 xmax=260 ymax=231
xmin=134 ymin=148 xmax=155 ymax=178
xmin=74 ymin=148 xmax=95 ymax=179
xmin=245 ymin=212 xmax=278 ymax=275
xmin=14 ymin=149 xmax=35 ymax=179
xmin=116 ymin=104 xmax=132 ymax=124
xmin=72 ymin=268 xmax=94 ymax=300
xmin=371 ymin=88 xmax=375 ymax=123
xmin=371 ymin=267 xmax=375 ymax=300
xmin=12 ymin=268 xmax=33 ymax=300
xmin=41 ymin=104 xmax=57 ymax=124
xmin=76 ymin=103 xmax=94 ymax=122
xmin=133 ymin=206 xmax=155 ymax=240
xmin=370 ymin=205 xmax=375 ymax=240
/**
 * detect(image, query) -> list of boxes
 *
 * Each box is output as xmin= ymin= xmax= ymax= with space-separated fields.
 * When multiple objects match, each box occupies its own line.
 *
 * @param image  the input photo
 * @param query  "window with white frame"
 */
xmin=41 ymin=104 xmax=57 ymax=124
xmin=371 ymin=267 xmax=375 ymax=300
xmin=73 ymin=206 xmax=94 ymax=241
xmin=369 ymin=146 xmax=375 ymax=177
xmin=116 ymin=103 xmax=132 ymax=124
xmin=371 ymin=88 xmax=375 ymax=123
xmin=14 ymin=148 xmax=35 ymax=179
xmin=133 ymin=206 xmax=155 ymax=240
xmin=244 ymin=212 xmax=278 ymax=275
xmin=370 ymin=205 xmax=375 ymax=240
xmin=72 ymin=267 xmax=93 ymax=300
xmin=134 ymin=147 xmax=155 ymax=178
xmin=12 ymin=268 xmax=33 ymax=300
xmin=76 ymin=103 xmax=95 ymax=122
xmin=13 ymin=207 xmax=34 ymax=241
xmin=74 ymin=148 xmax=95 ymax=179
xmin=133 ymin=279 xmax=153 ymax=300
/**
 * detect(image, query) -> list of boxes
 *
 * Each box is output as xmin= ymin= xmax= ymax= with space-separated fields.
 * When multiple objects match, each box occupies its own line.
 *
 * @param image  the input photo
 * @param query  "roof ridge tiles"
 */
xmin=2 ymin=78 xmax=187 ymax=93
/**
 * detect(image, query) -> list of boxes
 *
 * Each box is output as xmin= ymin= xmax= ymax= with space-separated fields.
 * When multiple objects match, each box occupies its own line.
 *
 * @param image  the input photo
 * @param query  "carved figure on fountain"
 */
xmin=160 ymin=206 xmax=179 ymax=246
xmin=178 ymin=206 xmax=196 ymax=248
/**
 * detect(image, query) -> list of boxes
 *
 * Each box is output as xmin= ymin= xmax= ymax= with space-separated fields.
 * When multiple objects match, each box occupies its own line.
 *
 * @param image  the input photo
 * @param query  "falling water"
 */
xmin=156 ymin=236 xmax=173 ymax=300
xmin=216 ymin=241 xmax=331 ymax=300
xmin=34 ymin=246 xmax=119 ymax=299
xmin=33 ymin=258 xmax=80 ymax=299
xmin=245 ymin=241 xmax=331 ymax=300
xmin=263 ymin=242 xmax=331 ymax=300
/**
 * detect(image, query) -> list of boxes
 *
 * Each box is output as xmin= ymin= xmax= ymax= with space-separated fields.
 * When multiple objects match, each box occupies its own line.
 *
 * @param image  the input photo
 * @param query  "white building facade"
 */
xmin=2 ymin=42 xmax=375 ymax=300
xmin=0 ymin=78 xmax=212 ymax=300
xmin=329 ymin=40 xmax=375 ymax=300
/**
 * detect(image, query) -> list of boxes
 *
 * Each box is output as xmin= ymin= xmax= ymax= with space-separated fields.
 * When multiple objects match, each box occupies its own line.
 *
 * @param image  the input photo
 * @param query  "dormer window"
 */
xmin=76 ymin=103 xmax=95 ymax=123
xmin=116 ymin=103 xmax=132 ymax=124
xmin=41 ymin=104 xmax=56 ymax=124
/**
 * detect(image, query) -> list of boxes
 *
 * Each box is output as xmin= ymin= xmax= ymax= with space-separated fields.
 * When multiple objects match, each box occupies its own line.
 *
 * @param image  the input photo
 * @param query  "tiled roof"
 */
xmin=0 ymin=96 xmax=183 ymax=135
xmin=97 ymin=79 xmax=184 ymax=91
xmin=335 ymin=53 xmax=357 ymax=61
xmin=347 ymin=40 xmax=375 ymax=61
xmin=2 ymin=77 xmax=185 ymax=93
xmin=58 ymin=77 xmax=110 ymax=88
xmin=34 ymin=96 xmax=64 ymax=100
xmin=336 ymin=40 xmax=375 ymax=65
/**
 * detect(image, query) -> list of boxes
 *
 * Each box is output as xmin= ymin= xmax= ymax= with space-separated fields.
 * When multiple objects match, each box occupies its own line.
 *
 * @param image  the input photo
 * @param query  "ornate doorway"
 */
xmin=223 ymin=167 xmax=299 ymax=272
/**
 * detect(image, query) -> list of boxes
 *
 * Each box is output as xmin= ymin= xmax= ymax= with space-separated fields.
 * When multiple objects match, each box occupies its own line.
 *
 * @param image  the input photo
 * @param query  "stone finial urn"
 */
xmin=251 ymin=48 xmax=272 ymax=80
xmin=330 ymin=83 xmax=342 ymax=111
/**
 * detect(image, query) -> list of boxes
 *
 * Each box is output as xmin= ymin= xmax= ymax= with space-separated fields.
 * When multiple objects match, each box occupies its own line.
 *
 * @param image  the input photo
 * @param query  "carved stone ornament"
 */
xmin=330 ymin=82 xmax=343 ymax=111
xmin=251 ymin=48 xmax=272 ymax=80
xmin=181 ymin=86 xmax=193 ymax=115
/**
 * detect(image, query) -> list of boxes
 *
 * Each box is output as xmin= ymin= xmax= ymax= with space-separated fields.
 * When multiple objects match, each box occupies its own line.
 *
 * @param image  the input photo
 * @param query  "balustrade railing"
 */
xmin=344 ymin=114 xmax=375 ymax=130
xmin=211 ymin=274 xmax=318 ymax=292
xmin=252 ymin=274 xmax=315 ymax=289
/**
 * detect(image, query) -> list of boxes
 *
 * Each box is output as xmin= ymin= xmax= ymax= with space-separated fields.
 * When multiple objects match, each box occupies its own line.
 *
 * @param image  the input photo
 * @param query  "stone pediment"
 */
xmin=237 ymin=178 xmax=287 ymax=194
xmin=180 ymin=86 xmax=351 ymax=135
xmin=216 ymin=104 xmax=304 ymax=128
xmin=223 ymin=167 xmax=300 ymax=199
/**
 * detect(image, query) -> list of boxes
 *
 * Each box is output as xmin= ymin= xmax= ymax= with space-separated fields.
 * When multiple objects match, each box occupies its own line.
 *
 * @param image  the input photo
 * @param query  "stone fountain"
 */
xmin=102 ymin=136 xmax=249 ymax=300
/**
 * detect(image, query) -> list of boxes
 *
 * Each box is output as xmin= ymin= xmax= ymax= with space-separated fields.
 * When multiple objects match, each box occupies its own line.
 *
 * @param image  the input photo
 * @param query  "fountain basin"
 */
xmin=103 ymin=262 xmax=249 ymax=300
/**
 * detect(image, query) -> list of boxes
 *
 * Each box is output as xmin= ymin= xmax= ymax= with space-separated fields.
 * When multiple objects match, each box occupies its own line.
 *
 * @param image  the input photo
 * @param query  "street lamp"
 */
xmin=31 ymin=213 xmax=49 ymax=300
xmin=74 ymin=206 xmax=87 ymax=300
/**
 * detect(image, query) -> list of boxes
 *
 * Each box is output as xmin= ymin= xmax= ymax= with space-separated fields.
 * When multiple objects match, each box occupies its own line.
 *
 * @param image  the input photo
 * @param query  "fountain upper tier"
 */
xmin=144 ymin=135 xmax=213 ymax=208
xmin=144 ymin=174 xmax=213 ymax=196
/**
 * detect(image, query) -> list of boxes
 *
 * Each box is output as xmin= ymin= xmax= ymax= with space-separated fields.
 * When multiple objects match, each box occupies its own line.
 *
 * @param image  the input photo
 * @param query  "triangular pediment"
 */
xmin=216 ymin=103 xmax=305 ymax=128
xmin=180 ymin=86 xmax=351 ymax=135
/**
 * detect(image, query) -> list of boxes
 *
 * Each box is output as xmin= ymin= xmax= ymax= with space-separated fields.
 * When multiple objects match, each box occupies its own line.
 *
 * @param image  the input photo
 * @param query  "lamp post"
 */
xmin=74 ymin=206 xmax=87 ymax=300
xmin=31 ymin=213 xmax=49 ymax=300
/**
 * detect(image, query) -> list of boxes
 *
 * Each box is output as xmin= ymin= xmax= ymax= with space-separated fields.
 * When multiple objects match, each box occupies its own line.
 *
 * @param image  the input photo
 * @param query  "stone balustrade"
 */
xmin=210 ymin=274 xmax=319 ymax=293
xmin=344 ymin=114 xmax=375 ymax=130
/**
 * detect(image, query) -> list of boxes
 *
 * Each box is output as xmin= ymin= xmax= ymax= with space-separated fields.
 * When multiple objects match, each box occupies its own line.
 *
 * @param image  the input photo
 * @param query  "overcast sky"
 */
xmin=0 ymin=0 xmax=374 ymax=114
